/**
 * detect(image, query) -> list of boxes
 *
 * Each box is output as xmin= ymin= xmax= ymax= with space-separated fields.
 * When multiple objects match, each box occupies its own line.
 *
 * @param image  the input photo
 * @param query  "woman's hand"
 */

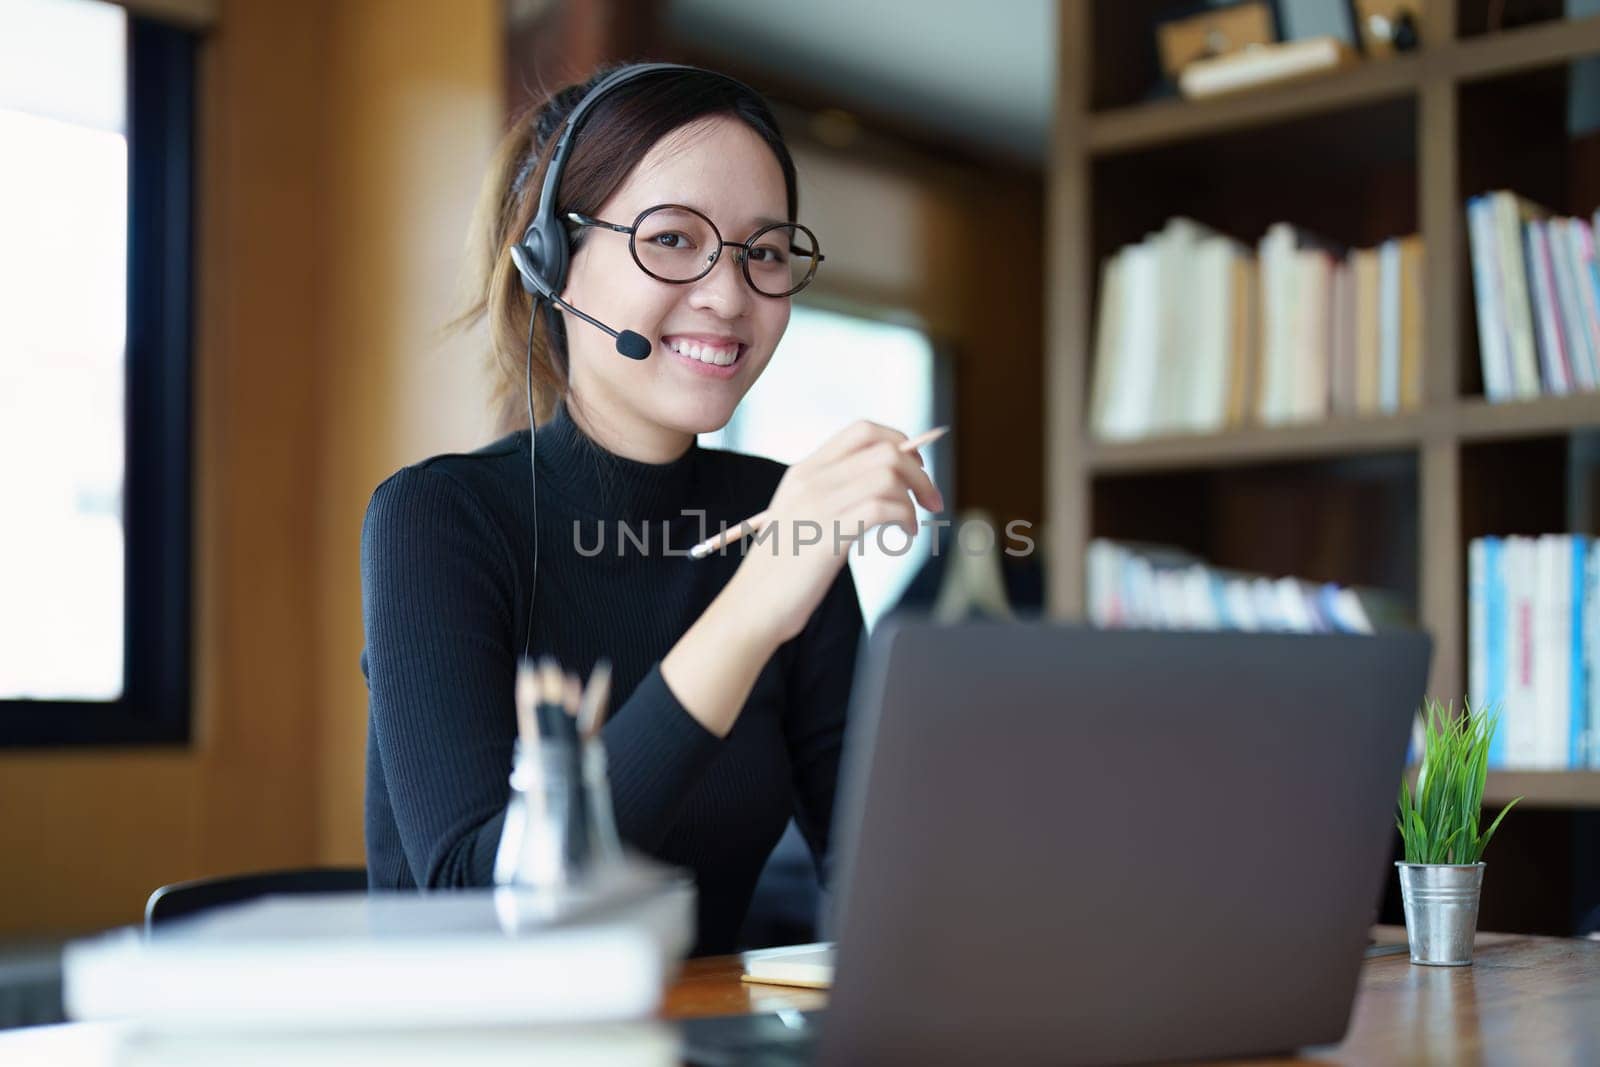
xmin=660 ymin=420 xmax=943 ymax=738
xmin=727 ymin=420 xmax=945 ymax=646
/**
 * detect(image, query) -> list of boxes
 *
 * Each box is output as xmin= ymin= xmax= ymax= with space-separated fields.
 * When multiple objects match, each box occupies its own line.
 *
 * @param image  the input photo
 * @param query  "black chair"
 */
xmin=144 ymin=868 xmax=368 ymax=933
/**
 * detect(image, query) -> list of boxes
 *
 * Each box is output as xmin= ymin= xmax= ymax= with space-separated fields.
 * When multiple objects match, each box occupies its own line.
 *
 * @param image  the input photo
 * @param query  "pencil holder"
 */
xmin=493 ymin=738 xmax=592 ymax=889
xmin=582 ymin=739 xmax=624 ymax=865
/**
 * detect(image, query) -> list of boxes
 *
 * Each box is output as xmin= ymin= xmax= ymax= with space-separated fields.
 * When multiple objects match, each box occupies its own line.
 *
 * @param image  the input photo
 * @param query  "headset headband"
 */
xmin=531 ymin=62 xmax=762 ymax=233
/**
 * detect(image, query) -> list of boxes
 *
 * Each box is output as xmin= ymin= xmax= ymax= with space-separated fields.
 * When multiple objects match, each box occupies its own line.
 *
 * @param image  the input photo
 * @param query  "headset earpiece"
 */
xmin=511 ymin=220 xmax=567 ymax=299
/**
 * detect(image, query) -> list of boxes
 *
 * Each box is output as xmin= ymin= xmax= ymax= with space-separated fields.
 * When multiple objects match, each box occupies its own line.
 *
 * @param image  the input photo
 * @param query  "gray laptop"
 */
xmin=686 ymin=620 xmax=1431 ymax=1067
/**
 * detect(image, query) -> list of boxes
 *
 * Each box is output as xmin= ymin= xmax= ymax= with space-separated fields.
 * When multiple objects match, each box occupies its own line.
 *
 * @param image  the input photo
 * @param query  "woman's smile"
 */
xmin=663 ymin=333 xmax=748 ymax=378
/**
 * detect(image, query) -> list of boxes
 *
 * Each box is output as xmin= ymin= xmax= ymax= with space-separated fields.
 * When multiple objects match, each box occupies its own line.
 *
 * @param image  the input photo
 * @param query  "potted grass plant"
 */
xmin=1395 ymin=698 xmax=1521 ymax=966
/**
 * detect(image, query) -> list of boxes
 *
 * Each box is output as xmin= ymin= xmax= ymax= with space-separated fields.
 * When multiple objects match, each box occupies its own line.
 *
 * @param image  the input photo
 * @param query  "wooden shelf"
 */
xmin=1406 ymin=767 xmax=1600 ymax=809
xmin=1084 ymin=394 xmax=1600 ymax=474
xmin=1086 ymin=55 xmax=1422 ymax=156
xmin=1449 ymin=15 xmax=1600 ymax=82
xmin=1483 ymin=771 xmax=1600 ymax=809
xmin=1455 ymin=393 xmax=1600 ymax=442
xmin=1083 ymin=16 xmax=1600 ymax=158
xmin=1085 ymin=413 xmax=1424 ymax=474
xmin=1056 ymin=3 xmax=1600 ymax=935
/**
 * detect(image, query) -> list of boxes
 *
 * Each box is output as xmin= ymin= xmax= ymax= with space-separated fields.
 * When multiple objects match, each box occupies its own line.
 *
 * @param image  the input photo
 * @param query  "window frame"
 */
xmin=1 ymin=13 xmax=197 ymax=747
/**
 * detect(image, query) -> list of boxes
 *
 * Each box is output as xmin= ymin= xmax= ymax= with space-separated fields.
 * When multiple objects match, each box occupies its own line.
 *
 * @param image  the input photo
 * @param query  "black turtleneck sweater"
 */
xmin=359 ymin=402 xmax=863 ymax=956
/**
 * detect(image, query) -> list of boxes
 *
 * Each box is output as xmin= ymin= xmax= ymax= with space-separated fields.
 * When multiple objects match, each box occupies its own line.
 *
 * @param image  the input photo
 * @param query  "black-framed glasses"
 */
xmin=565 ymin=203 xmax=823 ymax=298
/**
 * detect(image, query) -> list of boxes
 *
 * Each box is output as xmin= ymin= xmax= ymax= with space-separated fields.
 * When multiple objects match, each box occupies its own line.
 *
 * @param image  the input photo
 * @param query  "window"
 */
xmin=703 ymin=304 xmax=952 ymax=631
xmin=0 ymin=0 xmax=197 ymax=745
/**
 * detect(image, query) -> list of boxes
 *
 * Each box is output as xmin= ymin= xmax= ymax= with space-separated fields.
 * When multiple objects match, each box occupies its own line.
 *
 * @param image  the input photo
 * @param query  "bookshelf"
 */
xmin=1047 ymin=0 xmax=1600 ymax=870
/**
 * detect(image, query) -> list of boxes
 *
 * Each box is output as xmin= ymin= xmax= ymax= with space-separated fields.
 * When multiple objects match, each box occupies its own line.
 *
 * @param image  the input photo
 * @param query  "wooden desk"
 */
xmin=664 ymin=929 xmax=1600 ymax=1063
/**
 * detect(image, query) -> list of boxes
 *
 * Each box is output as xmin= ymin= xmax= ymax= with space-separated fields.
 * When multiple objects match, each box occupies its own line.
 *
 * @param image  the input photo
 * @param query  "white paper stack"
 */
xmin=63 ymin=865 xmax=695 ymax=1035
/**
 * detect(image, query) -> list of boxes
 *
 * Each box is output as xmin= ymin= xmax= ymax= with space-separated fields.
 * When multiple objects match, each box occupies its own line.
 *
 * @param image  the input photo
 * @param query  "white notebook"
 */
xmin=740 ymin=942 xmax=835 ymax=990
xmin=64 ymin=870 xmax=694 ymax=1032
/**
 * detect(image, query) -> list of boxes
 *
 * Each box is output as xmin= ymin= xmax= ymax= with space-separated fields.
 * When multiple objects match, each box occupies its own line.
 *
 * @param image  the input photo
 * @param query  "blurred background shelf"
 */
xmin=1450 ymin=13 xmax=1600 ymax=79
xmin=1055 ymin=3 xmax=1600 ymax=937
xmin=1482 ymin=771 xmax=1600 ymax=808
xmin=1085 ymin=414 xmax=1426 ymax=473
xmin=1086 ymin=55 xmax=1422 ymax=155
xmin=1455 ymin=394 xmax=1600 ymax=441
xmin=1407 ymin=765 xmax=1600 ymax=808
xmin=1085 ymin=14 xmax=1600 ymax=157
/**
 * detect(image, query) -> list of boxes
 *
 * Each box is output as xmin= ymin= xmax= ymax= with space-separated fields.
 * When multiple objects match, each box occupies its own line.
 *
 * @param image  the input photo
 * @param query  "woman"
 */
xmin=359 ymin=63 xmax=943 ymax=956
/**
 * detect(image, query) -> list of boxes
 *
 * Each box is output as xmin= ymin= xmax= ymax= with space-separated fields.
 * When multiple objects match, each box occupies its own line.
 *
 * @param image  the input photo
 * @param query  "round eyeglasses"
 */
xmin=565 ymin=204 xmax=824 ymax=298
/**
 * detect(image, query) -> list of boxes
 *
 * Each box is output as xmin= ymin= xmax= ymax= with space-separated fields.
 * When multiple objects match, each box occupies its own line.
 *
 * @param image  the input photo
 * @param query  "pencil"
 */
xmin=514 ymin=657 xmax=539 ymax=748
xmin=576 ymin=660 xmax=613 ymax=741
xmin=688 ymin=425 xmax=949 ymax=560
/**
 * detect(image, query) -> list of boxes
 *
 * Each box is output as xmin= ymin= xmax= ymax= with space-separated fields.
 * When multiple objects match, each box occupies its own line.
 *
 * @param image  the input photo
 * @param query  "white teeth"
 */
xmin=668 ymin=339 xmax=740 ymax=366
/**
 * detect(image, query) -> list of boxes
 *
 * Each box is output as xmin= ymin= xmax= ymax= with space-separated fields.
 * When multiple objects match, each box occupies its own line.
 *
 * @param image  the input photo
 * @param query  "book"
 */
xmin=1178 ymin=37 xmax=1358 ymax=99
xmin=1292 ymin=249 xmax=1333 ymax=421
xmin=740 ymin=942 xmax=835 ymax=990
xmin=1464 ymin=193 xmax=1600 ymax=399
xmin=1257 ymin=222 xmax=1299 ymax=425
xmin=1398 ymin=235 xmax=1424 ymax=410
xmin=1491 ymin=193 xmax=1544 ymax=397
xmin=1528 ymin=221 xmax=1575 ymax=393
xmin=1378 ymin=239 xmax=1401 ymax=413
xmin=1329 ymin=259 xmax=1356 ymax=416
xmin=1551 ymin=220 xmax=1599 ymax=390
xmin=1225 ymin=252 xmax=1259 ymax=427
xmin=1469 ymin=534 xmax=1596 ymax=769
xmin=1467 ymin=197 xmax=1514 ymax=400
xmin=1506 ymin=537 xmax=1539 ymax=768
xmin=1090 ymin=219 xmax=1419 ymax=440
xmin=1571 ymin=537 xmax=1588 ymax=769
xmin=1353 ymin=245 xmax=1382 ymax=415
xmin=1089 ymin=253 xmax=1129 ymax=437
xmin=1086 ymin=539 xmax=1408 ymax=634
xmin=63 ymin=870 xmax=695 ymax=1032
xmin=1488 ymin=537 xmax=1509 ymax=768
xmin=1564 ymin=221 xmax=1600 ymax=387
xmin=1187 ymin=235 xmax=1241 ymax=432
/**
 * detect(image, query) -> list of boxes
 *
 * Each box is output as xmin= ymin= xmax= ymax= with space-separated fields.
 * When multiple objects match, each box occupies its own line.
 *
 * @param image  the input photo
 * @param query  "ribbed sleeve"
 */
xmin=784 ymin=565 xmax=864 ymax=888
xmin=361 ymin=466 xmax=517 ymax=888
xmin=601 ymin=664 xmax=722 ymax=848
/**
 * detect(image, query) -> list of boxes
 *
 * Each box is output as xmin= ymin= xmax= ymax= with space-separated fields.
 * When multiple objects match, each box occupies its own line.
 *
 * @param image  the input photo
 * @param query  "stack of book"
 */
xmin=1468 ymin=535 xmax=1599 ymax=770
xmin=1086 ymin=539 xmax=1407 ymax=634
xmin=1466 ymin=192 xmax=1600 ymax=402
xmin=1090 ymin=217 xmax=1423 ymax=440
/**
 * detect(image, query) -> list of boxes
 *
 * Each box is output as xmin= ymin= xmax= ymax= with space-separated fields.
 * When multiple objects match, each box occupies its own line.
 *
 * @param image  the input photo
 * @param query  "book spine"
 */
xmin=1467 ymin=198 xmax=1511 ymax=401
xmin=1550 ymin=219 xmax=1598 ymax=391
xmin=1529 ymin=221 xmax=1573 ymax=394
xmin=1470 ymin=537 xmax=1488 ymax=710
xmin=1378 ymin=239 xmax=1401 ymax=412
xmin=1496 ymin=194 xmax=1542 ymax=396
xmin=1573 ymin=221 xmax=1600 ymax=388
xmin=1548 ymin=535 xmax=1572 ymax=768
xmin=1399 ymin=235 xmax=1424 ymax=410
xmin=1486 ymin=537 xmax=1508 ymax=769
xmin=1589 ymin=539 xmax=1600 ymax=769
xmin=1571 ymin=537 xmax=1588 ymax=769
xmin=1507 ymin=538 xmax=1537 ymax=768
xmin=1089 ymin=253 xmax=1124 ymax=438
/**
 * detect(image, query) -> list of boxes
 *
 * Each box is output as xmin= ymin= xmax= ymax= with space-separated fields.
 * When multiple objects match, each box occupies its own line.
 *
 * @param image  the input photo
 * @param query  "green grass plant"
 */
xmin=1397 ymin=698 xmax=1521 ymax=865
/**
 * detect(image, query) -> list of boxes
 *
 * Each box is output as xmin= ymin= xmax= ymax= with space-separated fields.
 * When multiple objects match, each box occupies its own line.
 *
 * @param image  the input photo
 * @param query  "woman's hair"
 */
xmin=458 ymin=64 xmax=799 ymax=433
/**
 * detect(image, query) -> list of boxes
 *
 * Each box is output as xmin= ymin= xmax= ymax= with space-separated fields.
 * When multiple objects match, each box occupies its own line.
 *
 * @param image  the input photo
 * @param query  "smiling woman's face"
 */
xmin=560 ymin=113 xmax=792 ymax=450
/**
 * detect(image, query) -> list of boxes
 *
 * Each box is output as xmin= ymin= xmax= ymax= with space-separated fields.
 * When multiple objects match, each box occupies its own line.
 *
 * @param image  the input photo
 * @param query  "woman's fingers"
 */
xmin=827 ymin=440 xmax=944 ymax=515
xmin=805 ymin=419 xmax=907 ymax=469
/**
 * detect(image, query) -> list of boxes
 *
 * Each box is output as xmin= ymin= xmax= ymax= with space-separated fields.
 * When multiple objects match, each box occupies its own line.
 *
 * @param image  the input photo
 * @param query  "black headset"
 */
xmin=508 ymin=61 xmax=765 ymax=362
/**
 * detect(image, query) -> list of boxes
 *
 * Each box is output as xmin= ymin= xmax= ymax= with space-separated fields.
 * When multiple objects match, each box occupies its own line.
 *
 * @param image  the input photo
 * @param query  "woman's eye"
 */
xmin=748 ymin=245 xmax=787 ymax=264
xmin=649 ymin=231 xmax=693 ymax=250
